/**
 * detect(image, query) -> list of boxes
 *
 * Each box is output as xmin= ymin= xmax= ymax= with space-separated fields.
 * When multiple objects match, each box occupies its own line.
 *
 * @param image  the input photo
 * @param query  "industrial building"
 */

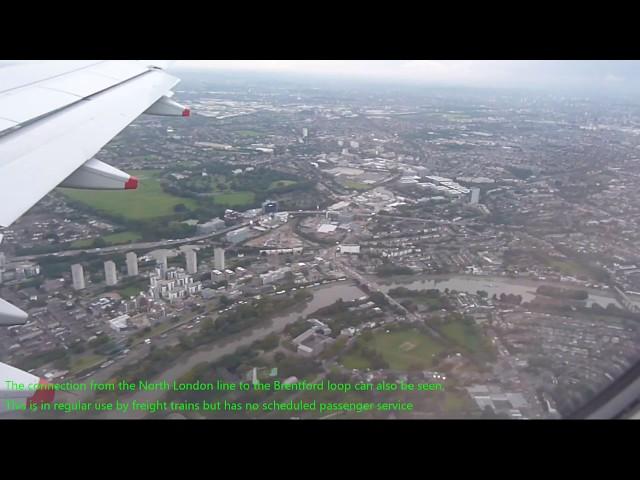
xmin=262 ymin=200 xmax=278 ymax=214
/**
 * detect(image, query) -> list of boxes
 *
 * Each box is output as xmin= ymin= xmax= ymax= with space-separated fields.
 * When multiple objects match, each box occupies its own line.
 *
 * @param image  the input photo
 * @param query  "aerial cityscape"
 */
xmin=2 ymin=61 xmax=640 ymax=418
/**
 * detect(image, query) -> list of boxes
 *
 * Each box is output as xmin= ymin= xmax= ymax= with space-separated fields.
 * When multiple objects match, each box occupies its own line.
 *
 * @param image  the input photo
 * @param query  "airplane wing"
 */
xmin=0 ymin=60 xmax=189 ymax=229
xmin=0 ymin=60 xmax=190 ymax=412
xmin=0 ymin=362 xmax=54 ymax=414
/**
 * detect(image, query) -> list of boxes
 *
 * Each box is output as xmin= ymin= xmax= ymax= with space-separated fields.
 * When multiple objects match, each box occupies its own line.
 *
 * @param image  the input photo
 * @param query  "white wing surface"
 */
xmin=0 ymin=61 xmax=190 ymax=411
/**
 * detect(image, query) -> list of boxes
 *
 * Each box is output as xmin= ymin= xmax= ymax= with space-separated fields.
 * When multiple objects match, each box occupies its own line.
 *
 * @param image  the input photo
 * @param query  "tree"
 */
xmin=93 ymin=237 xmax=107 ymax=248
xmin=200 ymin=317 xmax=215 ymax=334
xmin=174 ymin=203 xmax=187 ymax=213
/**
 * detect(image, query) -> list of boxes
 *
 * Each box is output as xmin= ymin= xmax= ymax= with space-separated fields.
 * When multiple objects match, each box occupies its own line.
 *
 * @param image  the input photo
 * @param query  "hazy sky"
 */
xmin=2 ymin=60 xmax=638 ymax=96
xmin=175 ymin=60 xmax=640 ymax=94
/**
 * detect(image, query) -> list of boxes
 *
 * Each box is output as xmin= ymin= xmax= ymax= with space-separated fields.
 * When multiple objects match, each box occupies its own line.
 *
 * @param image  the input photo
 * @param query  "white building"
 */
xmin=104 ymin=260 xmax=118 ymax=286
xmin=470 ymin=188 xmax=481 ymax=204
xmin=260 ymin=266 xmax=291 ymax=285
xmin=214 ymin=247 xmax=225 ymax=270
xmin=148 ymin=267 xmax=202 ymax=303
xmin=71 ymin=264 xmax=85 ymax=291
xmin=157 ymin=254 xmax=168 ymax=274
xmin=317 ymin=224 xmax=337 ymax=234
xmin=339 ymin=244 xmax=360 ymax=254
xmin=109 ymin=314 xmax=129 ymax=332
xmin=186 ymin=250 xmax=198 ymax=274
xmin=302 ymin=127 xmax=308 ymax=138
xmin=226 ymin=226 xmax=252 ymax=244
xmin=126 ymin=252 xmax=138 ymax=276
xmin=197 ymin=218 xmax=226 ymax=234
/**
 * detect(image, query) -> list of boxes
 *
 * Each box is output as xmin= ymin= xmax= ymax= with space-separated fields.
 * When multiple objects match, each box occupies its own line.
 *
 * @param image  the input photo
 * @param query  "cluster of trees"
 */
xmin=376 ymin=264 xmax=413 ymax=277
xmin=161 ymin=164 xmax=313 ymax=212
xmin=505 ymin=165 xmax=534 ymax=180
xmin=493 ymin=292 xmax=523 ymax=305
xmin=536 ymin=285 xmax=588 ymax=300
xmin=37 ymin=251 xmax=127 ymax=280
xmin=389 ymin=287 xmax=451 ymax=311
xmin=205 ymin=291 xmax=314 ymax=340
xmin=349 ymin=342 xmax=389 ymax=370
xmin=13 ymin=347 xmax=68 ymax=371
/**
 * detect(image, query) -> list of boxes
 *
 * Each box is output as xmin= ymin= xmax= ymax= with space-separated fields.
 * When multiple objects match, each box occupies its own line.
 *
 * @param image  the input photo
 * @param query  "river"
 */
xmin=375 ymin=273 xmax=622 ymax=308
xmin=99 ymin=282 xmax=365 ymax=418
xmin=96 ymin=274 xmax=624 ymax=418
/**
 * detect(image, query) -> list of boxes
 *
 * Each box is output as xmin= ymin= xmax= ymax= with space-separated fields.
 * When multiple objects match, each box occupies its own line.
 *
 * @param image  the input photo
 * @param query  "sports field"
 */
xmin=342 ymin=328 xmax=445 ymax=370
xmin=59 ymin=170 xmax=198 ymax=220
xmin=371 ymin=329 xmax=445 ymax=370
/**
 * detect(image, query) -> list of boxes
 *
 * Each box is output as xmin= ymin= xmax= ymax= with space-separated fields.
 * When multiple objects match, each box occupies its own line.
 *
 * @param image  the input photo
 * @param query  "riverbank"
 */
xmin=375 ymin=273 xmax=623 ymax=308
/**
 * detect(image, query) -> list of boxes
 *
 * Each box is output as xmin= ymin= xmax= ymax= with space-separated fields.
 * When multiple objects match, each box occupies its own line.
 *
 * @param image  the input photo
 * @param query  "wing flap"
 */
xmin=0 ymin=60 xmax=166 ymax=136
xmin=39 ymin=70 xmax=127 ymax=97
xmin=0 ymin=86 xmax=81 ymax=124
xmin=84 ymin=61 xmax=149 ymax=81
xmin=0 ymin=118 xmax=18 ymax=131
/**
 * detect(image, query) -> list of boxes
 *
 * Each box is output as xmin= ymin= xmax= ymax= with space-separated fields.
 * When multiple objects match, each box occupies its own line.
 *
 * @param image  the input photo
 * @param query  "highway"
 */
xmin=11 ymin=210 xmax=334 ymax=263
xmin=10 ymin=222 xmax=256 ymax=262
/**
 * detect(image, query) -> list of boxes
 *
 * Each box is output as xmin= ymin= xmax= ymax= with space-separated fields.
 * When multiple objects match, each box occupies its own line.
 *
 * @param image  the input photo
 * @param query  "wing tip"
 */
xmin=125 ymin=176 xmax=139 ymax=190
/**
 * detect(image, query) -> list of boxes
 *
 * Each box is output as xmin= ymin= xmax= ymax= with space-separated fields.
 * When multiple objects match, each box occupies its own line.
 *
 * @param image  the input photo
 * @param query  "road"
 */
xmin=11 ymin=209 xmax=336 ymax=262
xmin=331 ymin=252 xmax=444 ymax=341
xmin=12 ymin=222 xmax=253 ymax=262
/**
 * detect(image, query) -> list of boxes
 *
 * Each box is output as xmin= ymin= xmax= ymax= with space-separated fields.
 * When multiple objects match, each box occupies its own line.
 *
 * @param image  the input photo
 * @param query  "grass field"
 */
xmin=103 ymin=231 xmax=142 ymax=244
xmin=341 ymin=352 xmax=372 ymax=370
xmin=70 ymin=354 xmax=105 ymax=374
xmin=269 ymin=180 xmax=298 ymax=190
xmin=439 ymin=320 xmax=495 ymax=361
xmin=59 ymin=170 xmax=198 ymax=220
xmin=212 ymin=191 xmax=255 ymax=207
xmin=442 ymin=390 xmax=473 ymax=413
xmin=342 ymin=328 xmax=445 ymax=370
xmin=342 ymin=180 xmax=371 ymax=191
xmin=440 ymin=321 xmax=484 ymax=353
xmin=546 ymin=258 xmax=593 ymax=278
xmin=71 ymin=231 xmax=142 ymax=249
xmin=371 ymin=329 xmax=444 ymax=370
xmin=71 ymin=231 xmax=142 ymax=248
xmin=119 ymin=284 xmax=147 ymax=299
xmin=70 ymin=238 xmax=94 ymax=249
